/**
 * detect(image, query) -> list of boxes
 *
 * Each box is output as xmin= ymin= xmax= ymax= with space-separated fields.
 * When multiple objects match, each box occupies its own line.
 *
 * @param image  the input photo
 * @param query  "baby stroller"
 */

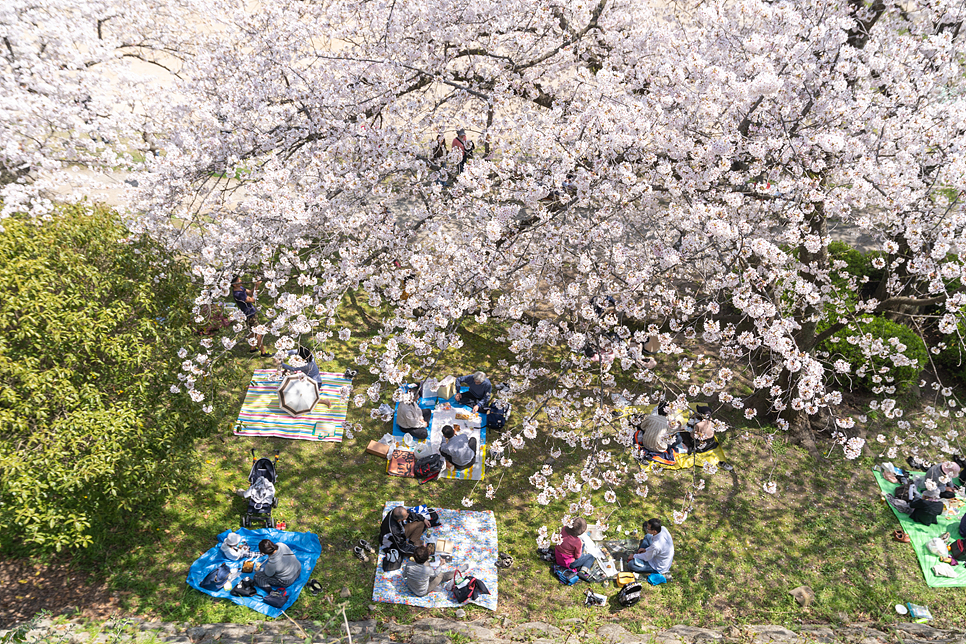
xmin=241 ymin=448 xmax=279 ymax=528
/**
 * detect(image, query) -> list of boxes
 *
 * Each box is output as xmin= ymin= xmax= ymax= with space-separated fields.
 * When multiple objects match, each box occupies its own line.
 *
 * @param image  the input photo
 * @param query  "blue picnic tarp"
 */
xmin=186 ymin=528 xmax=321 ymax=618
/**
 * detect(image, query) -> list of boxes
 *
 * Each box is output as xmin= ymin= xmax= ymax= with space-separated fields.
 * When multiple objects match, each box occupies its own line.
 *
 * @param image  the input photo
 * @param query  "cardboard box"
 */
xmin=366 ymin=440 xmax=390 ymax=458
xmin=435 ymin=538 xmax=454 ymax=555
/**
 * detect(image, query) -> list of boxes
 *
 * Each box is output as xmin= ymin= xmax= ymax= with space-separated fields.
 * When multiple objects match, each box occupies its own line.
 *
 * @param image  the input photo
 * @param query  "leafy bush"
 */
xmin=0 ymin=205 xmax=220 ymax=552
xmin=936 ymin=317 xmax=966 ymax=382
xmin=821 ymin=316 xmax=927 ymax=393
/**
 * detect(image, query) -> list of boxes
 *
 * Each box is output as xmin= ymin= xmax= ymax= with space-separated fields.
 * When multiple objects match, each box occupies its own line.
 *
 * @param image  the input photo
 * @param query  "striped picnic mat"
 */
xmin=233 ymin=369 xmax=350 ymax=442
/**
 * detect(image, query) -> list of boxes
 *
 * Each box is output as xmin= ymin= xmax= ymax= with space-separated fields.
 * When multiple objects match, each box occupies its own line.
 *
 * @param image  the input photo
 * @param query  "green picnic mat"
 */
xmin=874 ymin=470 xmax=966 ymax=587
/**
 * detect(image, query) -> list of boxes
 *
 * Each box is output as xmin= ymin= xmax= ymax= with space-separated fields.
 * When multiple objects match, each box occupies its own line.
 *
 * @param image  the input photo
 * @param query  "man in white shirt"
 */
xmin=627 ymin=518 xmax=674 ymax=578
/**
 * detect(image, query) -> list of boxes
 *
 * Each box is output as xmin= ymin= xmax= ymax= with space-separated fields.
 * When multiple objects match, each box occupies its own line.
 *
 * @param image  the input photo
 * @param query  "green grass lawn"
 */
xmin=71 ymin=302 xmax=966 ymax=632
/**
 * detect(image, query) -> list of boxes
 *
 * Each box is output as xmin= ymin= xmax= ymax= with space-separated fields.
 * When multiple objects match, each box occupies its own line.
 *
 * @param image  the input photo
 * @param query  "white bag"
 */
xmin=414 ymin=442 xmax=437 ymax=458
xmin=378 ymin=433 xmax=395 ymax=445
xmin=926 ymin=537 xmax=947 ymax=556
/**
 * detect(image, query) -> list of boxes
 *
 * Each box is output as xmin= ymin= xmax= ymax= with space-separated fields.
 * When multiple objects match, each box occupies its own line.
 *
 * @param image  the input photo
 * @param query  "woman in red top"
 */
xmin=554 ymin=518 xmax=597 ymax=570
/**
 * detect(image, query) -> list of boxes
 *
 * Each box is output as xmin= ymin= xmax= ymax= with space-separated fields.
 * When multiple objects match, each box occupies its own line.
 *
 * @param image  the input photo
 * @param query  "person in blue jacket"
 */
xmin=454 ymin=371 xmax=491 ymax=412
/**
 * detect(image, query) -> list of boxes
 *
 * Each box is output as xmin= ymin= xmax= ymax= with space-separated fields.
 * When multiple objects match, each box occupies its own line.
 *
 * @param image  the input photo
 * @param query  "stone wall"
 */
xmin=6 ymin=616 xmax=966 ymax=644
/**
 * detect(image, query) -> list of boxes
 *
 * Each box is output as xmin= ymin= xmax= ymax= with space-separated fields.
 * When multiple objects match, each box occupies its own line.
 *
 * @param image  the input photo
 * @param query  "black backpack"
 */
xmin=485 ymin=403 xmax=508 ymax=430
xmin=230 ymin=577 xmax=256 ymax=597
xmin=453 ymin=575 xmax=489 ymax=603
xmin=263 ymin=588 xmax=288 ymax=608
xmin=414 ymin=454 xmax=443 ymax=484
xmin=617 ymin=581 xmax=643 ymax=607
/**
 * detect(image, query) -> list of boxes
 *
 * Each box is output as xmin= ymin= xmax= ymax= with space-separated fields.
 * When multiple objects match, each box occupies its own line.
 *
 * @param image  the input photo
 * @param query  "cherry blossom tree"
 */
xmin=130 ymin=0 xmax=966 ymax=524
xmin=0 ymin=0 xmax=228 ymax=218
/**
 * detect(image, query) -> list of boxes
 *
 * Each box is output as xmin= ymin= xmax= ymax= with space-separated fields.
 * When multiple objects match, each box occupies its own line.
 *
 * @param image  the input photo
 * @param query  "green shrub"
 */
xmin=0 ymin=204 xmax=220 ymax=552
xmin=936 ymin=317 xmax=966 ymax=382
xmin=827 ymin=240 xmax=884 ymax=291
xmin=820 ymin=316 xmax=927 ymax=393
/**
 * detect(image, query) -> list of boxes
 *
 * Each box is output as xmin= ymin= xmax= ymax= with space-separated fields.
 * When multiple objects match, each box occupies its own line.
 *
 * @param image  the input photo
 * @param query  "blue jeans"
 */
xmin=571 ymin=553 xmax=596 ymax=570
xmin=627 ymin=534 xmax=659 ymax=574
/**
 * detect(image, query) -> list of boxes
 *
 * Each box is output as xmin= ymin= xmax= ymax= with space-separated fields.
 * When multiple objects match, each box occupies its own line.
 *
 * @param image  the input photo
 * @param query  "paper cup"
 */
xmin=895 ymin=604 xmax=908 ymax=615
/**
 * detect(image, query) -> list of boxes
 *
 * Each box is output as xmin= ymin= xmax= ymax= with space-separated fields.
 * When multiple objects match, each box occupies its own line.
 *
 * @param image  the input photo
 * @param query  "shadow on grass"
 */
xmin=58 ymin=298 xmax=966 ymax=630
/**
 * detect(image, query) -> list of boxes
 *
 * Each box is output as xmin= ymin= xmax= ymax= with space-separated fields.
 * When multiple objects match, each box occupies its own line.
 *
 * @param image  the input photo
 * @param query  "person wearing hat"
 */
xmin=909 ymin=482 xmax=945 ymax=526
xmin=220 ymin=532 xmax=250 ymax=560
xmin=917 ymin=461 xmax=961 ymax=498
xmin=555 ymin=517 xmax=597 ymax=571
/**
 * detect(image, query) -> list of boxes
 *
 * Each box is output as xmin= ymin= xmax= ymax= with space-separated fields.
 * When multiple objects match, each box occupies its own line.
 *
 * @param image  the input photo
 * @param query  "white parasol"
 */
xmin=276 ymin=373 xmax=319 ymax=416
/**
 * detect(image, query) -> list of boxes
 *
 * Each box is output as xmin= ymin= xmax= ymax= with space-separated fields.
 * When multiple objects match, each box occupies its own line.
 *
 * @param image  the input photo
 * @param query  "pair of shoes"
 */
xmin=941 ymin=532 xmax=952 ymax=544
xmin=307 ymin=579 xmax=323 ymax=596
xmin=353 ymin=546 xmax=369 ymax=562
xmin=893 ymin=530 xmax=911 ymax=543
xmin=906 ymin=455 xmax=927 ymax=471
xmin=249 ymin=348 xmax=260 ymax=353
xmin=496 ymin=552 xmax=513 ymax=569
xmin=260 ymin=351 xmax=271 ymax=357
xmin=358 ymin=539 xmax=375 ymax=554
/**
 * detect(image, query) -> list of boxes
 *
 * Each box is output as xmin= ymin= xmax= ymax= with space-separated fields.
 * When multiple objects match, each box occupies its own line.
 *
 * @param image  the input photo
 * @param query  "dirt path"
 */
xmin=0 ymin=557 xmax=126 ymax=628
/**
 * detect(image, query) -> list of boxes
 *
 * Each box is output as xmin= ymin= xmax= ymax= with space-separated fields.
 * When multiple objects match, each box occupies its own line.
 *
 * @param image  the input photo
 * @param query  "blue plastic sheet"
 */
xmin=186 ymin=528 xmax=321 ymax=618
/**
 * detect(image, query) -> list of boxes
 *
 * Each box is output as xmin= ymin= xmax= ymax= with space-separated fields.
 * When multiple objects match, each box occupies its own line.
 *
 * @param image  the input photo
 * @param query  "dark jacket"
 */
xmin=909 ymin=497 xmax=944 ymax=526
xmin=378 ymin=507 xmax=430 ymax=553
xmin=456 ymin=375 xmax=491 ymax=407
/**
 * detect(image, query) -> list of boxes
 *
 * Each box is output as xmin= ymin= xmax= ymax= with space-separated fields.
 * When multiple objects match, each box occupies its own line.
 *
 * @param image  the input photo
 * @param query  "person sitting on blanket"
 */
xmin=916 ymin=461 xmax=961 ymax=499
xmin=626 ymin=518 xmax=674 ymax=578
xmin=439 ymin=425 xmax=478 ymax=470
xmin=220 ymin=531 xmax=250 ymax=560
xmin=276 ymin=346 xmax=322 ymax=386
xmin=402 ymin=545 xmax=456 ymax=597
xmin=671 ymin=405 xmax=718 ymax=455
xmin=908 ymin=483 xmax=945 ymax=526
xmin=396 ymin=398 xmax=431 ymax=440
xmin=379 ymin=505 xmax=436 ymax=554
xmin=253 ymin=539 xmax=302 ymax=590
xmin=555 ymin=517 xmax=598 ymax=571
xmin=454 ymin=371 xmax=491 ymax=412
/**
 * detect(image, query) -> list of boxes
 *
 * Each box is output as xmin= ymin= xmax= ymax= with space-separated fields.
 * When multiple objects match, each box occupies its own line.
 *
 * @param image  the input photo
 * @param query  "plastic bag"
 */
xmin=926 ymin=537 xmax=947 ymax=556
xmin=414 ymin=442 xmax=437 ymax=458
xmin=907 ymin=603 xmax=933 ymax=623
xmin=402 ymin=432 xmax=415 ymax=448
xmin=378 ymin=433 xmax=395 ymax=445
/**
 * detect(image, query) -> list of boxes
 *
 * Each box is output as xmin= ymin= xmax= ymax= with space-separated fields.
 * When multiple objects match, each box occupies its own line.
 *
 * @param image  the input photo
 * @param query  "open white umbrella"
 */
xmin=276 ymin=373 xmax=319 ymax=416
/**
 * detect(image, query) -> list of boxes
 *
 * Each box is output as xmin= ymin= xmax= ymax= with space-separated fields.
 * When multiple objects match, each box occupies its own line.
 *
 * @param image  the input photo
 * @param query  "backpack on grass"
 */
xmin=552 ymin=565 xmax=579 ymax=585
xmin=617 ymin=581 xmax=643 ymax=607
